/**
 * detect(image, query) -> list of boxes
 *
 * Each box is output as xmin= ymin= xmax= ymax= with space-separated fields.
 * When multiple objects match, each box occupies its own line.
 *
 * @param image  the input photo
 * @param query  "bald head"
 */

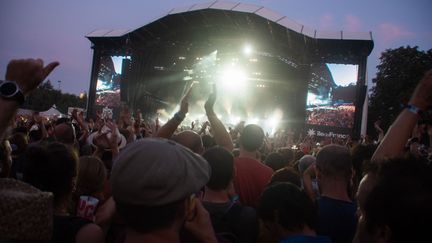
xmin=54 ymin=123 xmax=75 ymax=145
xmin=173 ymin=130 xmax=203 ymax=154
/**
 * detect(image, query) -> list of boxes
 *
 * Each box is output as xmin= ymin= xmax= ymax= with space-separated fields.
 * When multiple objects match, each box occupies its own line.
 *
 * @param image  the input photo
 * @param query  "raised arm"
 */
xmin=156 ymin=84 xmax=192 ymax=138
xmin=372 ymin=70 xmax=432 ymax=161
xmin=374 ymin=121 xmax=385 ymax=143
xmin=33 ymin=112 xmax=48 ymax=140
xmin=205 ymin=84 xmax=234 ymax=152
xmin=0 ymin=59 xmax=59 ymax=139
xmin=302 ymin=162 xmax=318 ymax=201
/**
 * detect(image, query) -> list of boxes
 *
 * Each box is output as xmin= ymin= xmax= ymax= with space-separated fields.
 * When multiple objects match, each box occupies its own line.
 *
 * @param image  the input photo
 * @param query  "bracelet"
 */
xmin=406 ymin=104 xmax=423 ymax=116
xmin=173 ymin=112 xmax=185 ymax=122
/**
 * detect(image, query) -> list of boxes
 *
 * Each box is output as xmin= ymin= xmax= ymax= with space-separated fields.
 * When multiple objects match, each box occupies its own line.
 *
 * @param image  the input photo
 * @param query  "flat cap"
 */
xmin=0 ymin=179 xmax=53 ymax=240
xmin=111 ymin=138 xmax=211 ymax=206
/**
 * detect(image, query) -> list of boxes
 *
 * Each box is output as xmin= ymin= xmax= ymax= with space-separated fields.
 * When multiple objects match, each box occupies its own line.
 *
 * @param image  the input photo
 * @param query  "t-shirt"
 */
xmin=280 ymin=235 xmax=332 ymax=243
xmin=316 ymin=196 xmax=357 ymax=243
xmin=53 ymin=215 xmax=92 ymax=243
xmin=234 ymin=157 xmax=273 ymax=208
xmin=203 ymin=201 xmax=258 ymax=243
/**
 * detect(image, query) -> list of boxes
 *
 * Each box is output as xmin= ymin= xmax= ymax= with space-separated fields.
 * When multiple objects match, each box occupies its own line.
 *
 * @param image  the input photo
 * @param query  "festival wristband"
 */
xmin=405 ymin=104 xmax=423 ymax=116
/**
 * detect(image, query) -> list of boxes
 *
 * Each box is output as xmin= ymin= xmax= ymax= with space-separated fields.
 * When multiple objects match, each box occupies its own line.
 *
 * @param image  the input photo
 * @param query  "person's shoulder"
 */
xmin=75 ymin=223 xmax=104 ymax=243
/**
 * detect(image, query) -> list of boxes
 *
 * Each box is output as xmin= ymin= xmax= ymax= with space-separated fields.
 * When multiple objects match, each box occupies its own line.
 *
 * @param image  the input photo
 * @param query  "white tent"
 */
xmin=40 ymin=105 xmax=64 ymax=117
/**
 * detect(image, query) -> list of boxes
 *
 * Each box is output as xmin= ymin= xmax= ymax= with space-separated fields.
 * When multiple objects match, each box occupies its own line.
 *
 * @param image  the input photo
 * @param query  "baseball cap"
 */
xmin=111 ymin=138 xmax=211 ymax=206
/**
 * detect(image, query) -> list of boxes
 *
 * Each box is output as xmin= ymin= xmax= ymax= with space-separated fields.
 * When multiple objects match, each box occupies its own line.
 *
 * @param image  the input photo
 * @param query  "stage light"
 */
xmin=247 ymin=117 xmax=259 ymax=124
xmin=243 ymin=44 xmax=253 ymax=55
xmin=266 ymin=109 xmax=283 ymax=135
xmin=266 ymin=117 xmax=279 ymax=127
xmin=219 ymin=67 xmax=248 ymax=91
xmin=230 ymin=116 xmax=240 ymax=125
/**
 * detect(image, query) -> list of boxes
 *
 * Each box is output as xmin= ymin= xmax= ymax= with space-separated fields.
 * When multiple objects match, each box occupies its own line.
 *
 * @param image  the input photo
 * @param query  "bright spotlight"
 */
xmin=247 ymin=117 xmax=259 ymax=124
xmin=266 ymin=117 xmax=279 ymax=127
xmin=230 ymin=116 xmax=240 ymax=125
xmin=219 ymin=68 xmax=247 ymax=91
xmin=243 ymin=44 xmax=253 ymax=55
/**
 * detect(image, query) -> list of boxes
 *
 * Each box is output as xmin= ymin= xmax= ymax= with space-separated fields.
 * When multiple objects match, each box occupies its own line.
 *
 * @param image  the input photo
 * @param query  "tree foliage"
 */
xmin=22 ymin=80 xmax=87 ymax=113
xmin=369 ymin=46 xmax=432 ymax=132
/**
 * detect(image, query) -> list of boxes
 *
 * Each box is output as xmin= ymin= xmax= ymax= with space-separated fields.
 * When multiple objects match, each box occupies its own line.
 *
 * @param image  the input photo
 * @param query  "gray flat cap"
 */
xmin=111 ymin=138 xmax=211 ymax=206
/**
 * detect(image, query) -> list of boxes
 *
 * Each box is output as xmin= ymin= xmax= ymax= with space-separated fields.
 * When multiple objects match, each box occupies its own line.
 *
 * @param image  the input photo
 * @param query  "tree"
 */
xmin=368 ymin=46 xmax=432 ymax=133
xmin=22 ymin=80 xmax=87 ymax=113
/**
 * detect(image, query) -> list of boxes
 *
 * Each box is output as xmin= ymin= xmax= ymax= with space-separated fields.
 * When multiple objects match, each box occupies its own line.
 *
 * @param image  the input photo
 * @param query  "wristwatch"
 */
xmin=0 ymin=80 xmax=25 ymax=105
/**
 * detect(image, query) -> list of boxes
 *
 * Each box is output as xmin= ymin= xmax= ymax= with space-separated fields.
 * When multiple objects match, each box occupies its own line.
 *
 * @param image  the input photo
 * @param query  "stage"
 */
xmin=86 ymin=1 xmax=373 ymax=138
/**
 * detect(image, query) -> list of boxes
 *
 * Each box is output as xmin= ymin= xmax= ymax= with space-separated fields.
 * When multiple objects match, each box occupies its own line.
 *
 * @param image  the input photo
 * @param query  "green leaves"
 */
xmin=369 ymin=46 xmax=432 ymax=132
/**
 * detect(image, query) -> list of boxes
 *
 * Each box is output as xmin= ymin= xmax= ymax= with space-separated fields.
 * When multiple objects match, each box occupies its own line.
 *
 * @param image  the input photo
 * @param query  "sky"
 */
xmin=0 ymin=0 xmax=431 ymax=95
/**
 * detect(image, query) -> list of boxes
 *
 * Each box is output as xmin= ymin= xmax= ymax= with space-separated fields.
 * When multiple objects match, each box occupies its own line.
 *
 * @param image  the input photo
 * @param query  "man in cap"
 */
xmin=110 ymin=138 xmax=218 ymax=243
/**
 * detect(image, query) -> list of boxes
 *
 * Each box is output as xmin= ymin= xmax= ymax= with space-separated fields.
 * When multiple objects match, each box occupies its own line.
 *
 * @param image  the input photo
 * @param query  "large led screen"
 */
xmin=306 ymin=64 xmax=358 ymax=129
xmin=95 ymin=56 xmax=130 ymax=107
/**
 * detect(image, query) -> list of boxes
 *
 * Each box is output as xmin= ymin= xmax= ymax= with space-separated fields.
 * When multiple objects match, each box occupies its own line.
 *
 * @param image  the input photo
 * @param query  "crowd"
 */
xmin=1 ymin=58 xmax=432 ymax=243
xmin=306 ymin=105 xmax=355 ymax=128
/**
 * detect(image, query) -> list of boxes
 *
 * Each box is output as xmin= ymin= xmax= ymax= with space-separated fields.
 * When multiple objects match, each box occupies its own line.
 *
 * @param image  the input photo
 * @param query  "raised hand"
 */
xmin=6 ymin=58 xmax=59 ymax=95
xmin=374 ymin=120 xmax=383 ymax=132
xmin=71 ymin=109 xmax=79 ymax=121
xmin=409 ymin=69 xmax=432 ymax=110
xmin=180 ymin=83 xmax=194 ymax=115
xmin=105 ymin=121 xmax=118 ymax=142
xmin=204 ymin=83 xmax=217 ymax=114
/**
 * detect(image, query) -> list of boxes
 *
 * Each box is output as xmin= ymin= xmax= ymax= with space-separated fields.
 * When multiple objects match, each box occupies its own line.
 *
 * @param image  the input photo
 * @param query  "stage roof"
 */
xmin=87 ymin=1 xmax=373 ymax=64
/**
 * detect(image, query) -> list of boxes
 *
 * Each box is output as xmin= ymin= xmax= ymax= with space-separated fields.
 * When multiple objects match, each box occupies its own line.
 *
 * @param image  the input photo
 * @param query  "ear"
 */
xmin=185 ymin=196 xmax=197 ymax=221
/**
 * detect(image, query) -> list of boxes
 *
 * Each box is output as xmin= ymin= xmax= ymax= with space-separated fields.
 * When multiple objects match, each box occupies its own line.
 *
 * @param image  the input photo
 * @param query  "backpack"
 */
xmin=211 ymin=202 xmax=243 ymax=243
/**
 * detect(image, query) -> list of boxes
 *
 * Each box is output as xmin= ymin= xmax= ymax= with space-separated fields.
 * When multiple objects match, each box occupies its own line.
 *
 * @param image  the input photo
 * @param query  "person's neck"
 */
xmin=125 ymin=228 xmax=180 ymax=243
xmin=239 ymin=148 xmax=257 ymax=160
xmin=202 ymin=187 xmax=230 ymax=203
xmin=319 ymin=178 xmax=351 ymax=202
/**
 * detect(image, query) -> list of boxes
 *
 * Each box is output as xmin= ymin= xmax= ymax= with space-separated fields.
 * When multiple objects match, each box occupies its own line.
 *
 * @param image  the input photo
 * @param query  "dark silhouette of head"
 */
xmin=203 ymin=146 xmax=234 ymax=191
xmin=265 ymin=152 xmax=287 ymax=171
xmin=23 ymin=142 xmax=78 ymax=206
xmin=354 ymin=156 xmax=432 ymax=243
xmin=269 ymin=167 xmax=301 ymax=188
xmin=258 ymin=182 xmax=317 ymax=233
xmin=316 ymin=144 xmax=352 ymax=181
xmin=54 ymin=123 xmax=75 ymax=145
xmin=173 ymin=130 xmax=203 ymax=154
xmin=239 ymin=124 xmax=264 ymax=152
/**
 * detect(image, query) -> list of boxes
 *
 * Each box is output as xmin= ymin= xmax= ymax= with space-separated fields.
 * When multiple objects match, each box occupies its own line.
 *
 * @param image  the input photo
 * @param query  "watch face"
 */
xmin=1 ymin=82 xmax=18 ymax=97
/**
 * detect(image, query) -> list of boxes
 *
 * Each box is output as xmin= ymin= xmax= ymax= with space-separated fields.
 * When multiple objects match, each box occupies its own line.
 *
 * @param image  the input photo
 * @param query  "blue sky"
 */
xmin=0 ymin=0 xmax=431 ymax=94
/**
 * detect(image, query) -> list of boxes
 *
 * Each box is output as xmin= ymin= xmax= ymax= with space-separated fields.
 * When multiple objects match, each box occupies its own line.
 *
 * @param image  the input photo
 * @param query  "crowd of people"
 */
xmin=306 ymin=105 xmax=355 ymax=128
xmin=1 ymin=58 xmax=432 ymax=243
